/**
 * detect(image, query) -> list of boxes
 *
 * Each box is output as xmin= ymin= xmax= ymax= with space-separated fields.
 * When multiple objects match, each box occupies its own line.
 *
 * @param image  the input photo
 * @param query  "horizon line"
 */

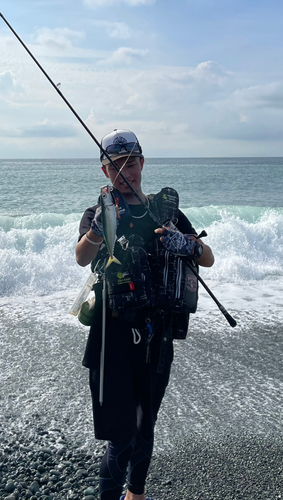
xmin=1 ymin=156 xmax=283 ymax=161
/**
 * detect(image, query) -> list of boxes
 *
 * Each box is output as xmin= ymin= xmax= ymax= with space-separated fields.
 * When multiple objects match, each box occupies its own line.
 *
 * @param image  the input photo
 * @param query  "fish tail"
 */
xmin=105 ymin=255 xmax=121 ymax=269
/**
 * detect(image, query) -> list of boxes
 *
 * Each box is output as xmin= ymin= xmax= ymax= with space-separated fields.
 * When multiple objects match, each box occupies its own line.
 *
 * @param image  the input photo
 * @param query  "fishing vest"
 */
xmin=92 ymin=187 xmax=199 ymax=338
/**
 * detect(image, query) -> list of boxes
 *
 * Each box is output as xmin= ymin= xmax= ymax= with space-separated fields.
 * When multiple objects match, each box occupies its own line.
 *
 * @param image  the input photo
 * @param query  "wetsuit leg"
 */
xmin=99 ymin=438 xmax=134 ymax=500
xmin=127 ymin=338 xmax=174 ymax=495
xmin=127 ymin=429 xmax=154 ymax=495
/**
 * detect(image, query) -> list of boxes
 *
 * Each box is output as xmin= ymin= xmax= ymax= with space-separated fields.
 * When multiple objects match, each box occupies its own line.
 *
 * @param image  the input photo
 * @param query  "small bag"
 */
xmin=150 ymin=238 xmax=199 ymax=314
xmin=98 ymin=235 xmax=153 ymax=313
xmin=78 ymin=296 xmax=96 ymax=326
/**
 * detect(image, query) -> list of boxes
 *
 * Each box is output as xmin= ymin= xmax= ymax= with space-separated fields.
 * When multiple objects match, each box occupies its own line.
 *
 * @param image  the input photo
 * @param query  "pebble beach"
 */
xmin=1 ymin=310 xmax=283 ymax=500
xmin=1 ymin=428 xmax=283 ymax=500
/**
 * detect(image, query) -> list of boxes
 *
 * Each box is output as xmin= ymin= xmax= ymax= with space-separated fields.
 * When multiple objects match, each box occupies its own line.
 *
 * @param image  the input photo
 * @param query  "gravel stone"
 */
xmin=85 ymin=476 xmax=98 ymax=483
xmin=41 ymin=488 xmax=50 ymax=495
xmin=57 ymin=448 xmax=66 ymax=456
xmin=5 ymin=481 xmax=16 ymax=492
xmin=77 ymin=461 xmax=86 ymax=468
xmin=29 ymin=481 xmax=40 ymax=494
xmin=75 ymin=469 xmax=88 ymax=478
xmin=84 ymin=486 xmax=96 ymax=496
xmin=88 ymin=464 xmax=100 ymax=472
xmin=41 ymin=448 xmax=52 ymax=455
xmin=49 ymin=469 xmax=60 ymax=476
xmin=62 ymin=481 xmax=73 ymax=489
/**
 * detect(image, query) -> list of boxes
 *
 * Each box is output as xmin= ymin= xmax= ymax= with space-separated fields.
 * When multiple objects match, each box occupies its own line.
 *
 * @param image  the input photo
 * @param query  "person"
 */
xmin=76 ymin=129 xmax=214 ymax=500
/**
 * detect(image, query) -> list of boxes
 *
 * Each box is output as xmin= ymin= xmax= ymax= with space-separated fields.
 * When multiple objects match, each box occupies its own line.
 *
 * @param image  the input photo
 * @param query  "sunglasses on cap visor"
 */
xmin=101 ymin=142 xmax=142 ymax=159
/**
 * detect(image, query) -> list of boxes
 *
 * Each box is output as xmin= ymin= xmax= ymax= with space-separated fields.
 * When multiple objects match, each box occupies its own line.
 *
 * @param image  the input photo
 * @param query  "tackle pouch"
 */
xmin=104 ymin=235 xmax=153 ymax=312
xmin=150 ymin=238 xmax=199 ymax=314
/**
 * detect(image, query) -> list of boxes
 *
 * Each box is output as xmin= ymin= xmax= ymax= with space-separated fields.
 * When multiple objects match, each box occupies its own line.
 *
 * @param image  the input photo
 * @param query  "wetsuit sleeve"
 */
xmin=78 ymin=206 xmax=98 ymax=241
xmin=176 ymin=209 xmax=197 ymax=235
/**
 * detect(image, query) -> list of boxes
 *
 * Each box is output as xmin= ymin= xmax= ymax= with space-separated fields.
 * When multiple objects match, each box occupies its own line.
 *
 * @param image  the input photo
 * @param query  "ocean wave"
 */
xmin=197 ymin=207 xmax=283 ymax=283
xmin=0 ymin=212 xmax=82 ymax=231
xmin=0 ymin=207 xmax=282 ymax=298
xmin=183 ymin=205 xmax=283 ymax=228
xmin=0 ymin=215 xmax=86 ymax=297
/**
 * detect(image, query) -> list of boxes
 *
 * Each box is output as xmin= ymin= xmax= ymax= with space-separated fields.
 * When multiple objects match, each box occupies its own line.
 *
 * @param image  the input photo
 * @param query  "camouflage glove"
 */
xmin=160 ymin=227 xmax=203 ymax=260
xmin=91 ymin=205 xmax=103 ymax=237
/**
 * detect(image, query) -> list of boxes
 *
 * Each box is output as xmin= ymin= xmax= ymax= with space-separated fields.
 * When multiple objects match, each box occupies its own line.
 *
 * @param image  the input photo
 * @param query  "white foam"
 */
xmin=0 ymin=215 xmax=88 ymax=297
xmin=0 ymin=207 xmax=282 ymax=323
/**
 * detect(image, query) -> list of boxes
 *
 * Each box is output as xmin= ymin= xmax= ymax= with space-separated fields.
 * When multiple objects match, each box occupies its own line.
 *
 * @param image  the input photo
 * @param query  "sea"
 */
xmin=1 ymin=157 xmax=283 ymax=455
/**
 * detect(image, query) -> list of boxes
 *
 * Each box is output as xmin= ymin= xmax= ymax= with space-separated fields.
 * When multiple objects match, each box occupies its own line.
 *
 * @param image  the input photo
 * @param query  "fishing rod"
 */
xmin=0 ymin=13 xmax=237 ymax=328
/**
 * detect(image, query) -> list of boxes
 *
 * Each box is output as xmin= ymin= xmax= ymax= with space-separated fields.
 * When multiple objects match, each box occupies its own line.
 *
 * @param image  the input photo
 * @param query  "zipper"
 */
xmin=163 ymin=250 xmax=169 ymax=290
xmin=175 ymin=258 xmax=182 ymax=299
xmin=145 ymin=319 xmax=153 ymax=363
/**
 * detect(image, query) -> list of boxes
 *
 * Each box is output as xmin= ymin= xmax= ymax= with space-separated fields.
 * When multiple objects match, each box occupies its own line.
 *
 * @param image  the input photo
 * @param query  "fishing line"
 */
xmin=112 ymin=140 xmax=138 ymax=186
xmin=0 ymin=12 xmax=237 ymax=328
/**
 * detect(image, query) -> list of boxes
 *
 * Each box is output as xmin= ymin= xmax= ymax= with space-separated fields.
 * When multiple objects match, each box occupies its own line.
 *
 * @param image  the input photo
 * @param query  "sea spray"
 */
xmin=0 ymin=215 xmax=84 ymax=297
xmin=183 ymin=206 xmax=283 ymax=282
xmin=1 ymin=206 xmax=283 ymax=299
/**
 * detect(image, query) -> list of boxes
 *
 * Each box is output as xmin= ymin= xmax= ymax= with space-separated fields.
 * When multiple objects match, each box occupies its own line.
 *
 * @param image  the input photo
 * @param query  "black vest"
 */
xmin=92 ymin=187 xmax=199 ymax=339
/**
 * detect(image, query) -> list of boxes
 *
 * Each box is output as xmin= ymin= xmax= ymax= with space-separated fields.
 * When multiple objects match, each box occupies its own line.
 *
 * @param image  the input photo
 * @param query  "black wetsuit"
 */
xmin=79 ymin=202 xmax=196 ymax=499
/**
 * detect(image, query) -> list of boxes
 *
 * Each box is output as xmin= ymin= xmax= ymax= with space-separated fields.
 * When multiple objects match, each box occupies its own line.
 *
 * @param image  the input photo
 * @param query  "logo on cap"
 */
xmin=113 ymin=136 xmax=127 ymax=145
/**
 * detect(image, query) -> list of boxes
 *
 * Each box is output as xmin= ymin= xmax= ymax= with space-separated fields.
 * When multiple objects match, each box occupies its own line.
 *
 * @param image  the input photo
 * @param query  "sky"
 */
xmin=0 ymin=0 xmax=283 ymax=158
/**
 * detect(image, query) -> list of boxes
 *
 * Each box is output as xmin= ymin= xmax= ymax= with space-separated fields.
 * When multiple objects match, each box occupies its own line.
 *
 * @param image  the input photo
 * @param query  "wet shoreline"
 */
xmin=1 ymin=314 xmax=283 ymax=499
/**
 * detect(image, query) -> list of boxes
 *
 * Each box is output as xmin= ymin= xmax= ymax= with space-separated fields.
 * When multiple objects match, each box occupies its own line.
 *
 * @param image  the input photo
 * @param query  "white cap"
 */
xmin=100 ymin=129 xmax=143 ymax=166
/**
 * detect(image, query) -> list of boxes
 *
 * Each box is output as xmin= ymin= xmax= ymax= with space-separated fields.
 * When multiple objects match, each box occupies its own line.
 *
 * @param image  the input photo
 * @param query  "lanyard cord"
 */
xmin=112 ymin=141 xmax=138 ymax=186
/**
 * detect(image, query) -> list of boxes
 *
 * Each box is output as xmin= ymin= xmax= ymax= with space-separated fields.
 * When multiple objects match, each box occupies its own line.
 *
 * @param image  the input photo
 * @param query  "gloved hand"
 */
xmin=91 ymin=205 xmax=104 ymax=237
xmin=158 ymin=227 xmax=203 ymax=260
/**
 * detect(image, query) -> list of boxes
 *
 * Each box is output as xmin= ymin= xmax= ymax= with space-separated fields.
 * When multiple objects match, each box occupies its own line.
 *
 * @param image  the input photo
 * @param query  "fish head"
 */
xmin=100 ymin=185 xmax=115 ymax=208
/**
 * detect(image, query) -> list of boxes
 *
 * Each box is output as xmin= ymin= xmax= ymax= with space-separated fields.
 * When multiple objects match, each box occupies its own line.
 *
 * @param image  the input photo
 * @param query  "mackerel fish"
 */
xmin=100 ymin=185 xmax=121 ymax=268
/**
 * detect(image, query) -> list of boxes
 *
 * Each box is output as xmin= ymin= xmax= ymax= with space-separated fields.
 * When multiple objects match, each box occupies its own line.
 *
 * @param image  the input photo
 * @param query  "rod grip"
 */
xmin=219 ymin=305 xmax=237 ymax=327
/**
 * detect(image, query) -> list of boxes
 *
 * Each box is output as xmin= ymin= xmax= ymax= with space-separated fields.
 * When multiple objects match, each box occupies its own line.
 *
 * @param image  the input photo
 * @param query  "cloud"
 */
xmin=91 ymin=20 xmax=133 ymax=39
xmin=0 ymin=71 xmax=25 ymax=99
xmin=98 ymin=47 xmax=148 ymax=65
xmin=0 ymin=120 xmax=77 ymax=138
xmin=0 ymin=33 xmax=105 ymax=68
xmin=231 ymin=82 xmax=283 ymax=110
xmin=2 ymin=51 xmax=283 ymax=156
xmin=84 ymin=0 xmax=155 ymax=6
xmin=88 ymin=62 xmax=231 ymax=115
xmin=87 ymin=62 xmax=283 ymax=148
xmin=201 ymin=80 xmax=283 ymax=139
xmin=32 ymin=27 xmax=85 ymax=50
xmin=190 ymin=61 xmax=230 ymax=86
